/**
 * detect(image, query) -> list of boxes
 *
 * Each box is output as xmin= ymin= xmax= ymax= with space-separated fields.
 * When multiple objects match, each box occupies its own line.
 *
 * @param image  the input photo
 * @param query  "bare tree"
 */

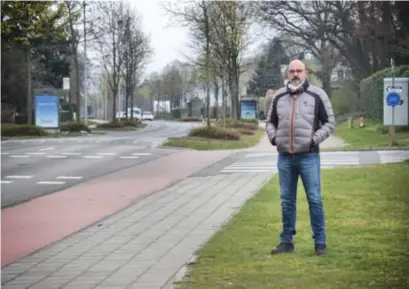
xmin=208 ymin=1 xmax=252 ymax=119
xmin=163 ymin=0 xmax=213 ymax=127
xmin=253 ymin=1 xmax=340 ymax=98
xmin=90 ymin=0 xmax=126 ymax=122
xmin=121 ymin=6 xmax=151 ymax=120
xmin=65 ymin=1 xmax=82 ymax=121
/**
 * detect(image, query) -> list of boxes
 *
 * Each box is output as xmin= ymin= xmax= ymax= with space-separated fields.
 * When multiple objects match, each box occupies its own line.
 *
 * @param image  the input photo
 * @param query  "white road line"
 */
xmin=40 ymin=147 xmax=54 ymax=151
xmin=61 ymin=152 xmax=82 ymax=155
xmin=46 ymin=155 xmax=67 ymax=159
xmin=1 ymin=152 xmax=10 ymax=155
xmin=5 ymin=175 xmax=33 ymax=179
xmin=131 ymin=153 xmax=151 ymax=156
xmin=10 ymin=155 xmax=29 ymax=158
xmin=1 ymin=180 xmax=13 ymax=184
xmin=37 ymin=181 xmax=66 ymax=185
xmin=27 ymin=152 xmax=46 ymax=155
xmin=83 ymin=156 xmax=103 ymax=159
xmin=120 ymin=156 xmax=140 ymax=159
xmin=97 ymin=153 xmax=116 ymax=156
xmin=56 ymin=176 xmax=83 ymax=180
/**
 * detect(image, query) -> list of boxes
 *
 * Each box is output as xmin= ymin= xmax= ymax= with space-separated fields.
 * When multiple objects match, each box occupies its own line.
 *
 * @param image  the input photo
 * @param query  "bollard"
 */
xmin=348 ymin=116 xmax=353 ymax=129
xmin=359 ymin=116 xmax=364 ymax=128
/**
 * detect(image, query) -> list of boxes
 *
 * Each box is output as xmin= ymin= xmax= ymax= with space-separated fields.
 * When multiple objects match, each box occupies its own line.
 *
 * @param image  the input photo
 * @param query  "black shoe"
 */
xmin=315 ymin=243 xmax=327 ymax=255
xmin=270 ymin=242 xmax=295 ymax=255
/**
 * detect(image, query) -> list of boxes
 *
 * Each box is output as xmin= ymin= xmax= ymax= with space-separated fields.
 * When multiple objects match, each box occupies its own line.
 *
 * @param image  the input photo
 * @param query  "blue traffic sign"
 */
xmin=386 ymin=92 xmax=401 ymax=107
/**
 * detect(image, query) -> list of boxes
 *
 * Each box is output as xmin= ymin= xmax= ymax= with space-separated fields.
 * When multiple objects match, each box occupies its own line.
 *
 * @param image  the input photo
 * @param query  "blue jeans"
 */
xmin=277 ymin=152 xmax=326 ymax=244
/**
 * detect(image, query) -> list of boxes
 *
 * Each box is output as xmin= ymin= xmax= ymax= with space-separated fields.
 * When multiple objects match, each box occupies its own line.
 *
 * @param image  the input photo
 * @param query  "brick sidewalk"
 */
xmin=2 ymin=173 xmax=272 ymax=289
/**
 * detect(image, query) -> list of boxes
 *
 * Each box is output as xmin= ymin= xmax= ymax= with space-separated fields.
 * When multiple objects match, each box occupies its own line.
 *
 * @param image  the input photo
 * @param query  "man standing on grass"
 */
xmin=266 ymin=59 xmax=336 ymax=256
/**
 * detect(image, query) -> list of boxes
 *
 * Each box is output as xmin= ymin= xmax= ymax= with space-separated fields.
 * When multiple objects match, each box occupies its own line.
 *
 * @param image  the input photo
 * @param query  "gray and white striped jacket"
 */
xmin=265 ymin=81 xmax=336 ymax=154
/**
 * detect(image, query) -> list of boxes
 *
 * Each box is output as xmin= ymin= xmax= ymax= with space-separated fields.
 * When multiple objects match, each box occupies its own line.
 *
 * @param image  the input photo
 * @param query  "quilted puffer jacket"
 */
xmin=265 ymin=80 xmax=336 ymax=154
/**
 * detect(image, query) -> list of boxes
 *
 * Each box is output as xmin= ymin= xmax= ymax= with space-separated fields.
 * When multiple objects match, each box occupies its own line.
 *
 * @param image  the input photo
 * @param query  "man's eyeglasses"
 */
xmin=288 ymin=69 xmax=304 ymax=74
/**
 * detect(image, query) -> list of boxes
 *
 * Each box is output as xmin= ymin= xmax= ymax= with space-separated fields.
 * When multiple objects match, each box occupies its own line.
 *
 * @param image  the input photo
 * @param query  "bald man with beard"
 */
xmin=266 ymin=59 xmax=336 ymax=256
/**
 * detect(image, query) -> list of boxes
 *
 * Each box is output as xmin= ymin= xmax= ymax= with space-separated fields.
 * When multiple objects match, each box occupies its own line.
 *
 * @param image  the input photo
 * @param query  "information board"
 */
xmin=35 ymin=95 xmax=60 ymax=129
xmin=240 ymin=100 xmax=257 ymax=119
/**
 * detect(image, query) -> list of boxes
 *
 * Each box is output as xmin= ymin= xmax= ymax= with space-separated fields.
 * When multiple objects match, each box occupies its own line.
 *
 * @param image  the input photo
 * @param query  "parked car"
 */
xmin=115 ymin=107 xmax=142 ymax=120
xmin=142 ymin=111 xmax=154 ymax=121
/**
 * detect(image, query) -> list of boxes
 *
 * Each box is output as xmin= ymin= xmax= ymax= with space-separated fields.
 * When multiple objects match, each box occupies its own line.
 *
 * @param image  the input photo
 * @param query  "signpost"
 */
xmin=34 ymin=95 xmax=60 ymax=131
xmin=383 ymin=58 xmax=409 ymax=147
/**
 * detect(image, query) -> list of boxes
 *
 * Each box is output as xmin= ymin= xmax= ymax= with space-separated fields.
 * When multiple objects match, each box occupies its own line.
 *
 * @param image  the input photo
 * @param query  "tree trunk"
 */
xmin=73 ymin=52 xmax=81 ymax=122
xmin=25 ymin=47 xmax=32 ymax=125
xmin=221 ymin=77 xmax=226 ymax=128
xmin=213 ymin=76 xmax=219 ymax=119
xmin=230 ymin=55 xmax=239 ymax=119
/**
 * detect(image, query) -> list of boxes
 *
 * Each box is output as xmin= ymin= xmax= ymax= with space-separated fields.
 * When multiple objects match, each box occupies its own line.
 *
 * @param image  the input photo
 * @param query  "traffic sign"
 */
xmin=386 ymin=86 xmax=402 ymax=93
xmin=386 ymin=92 xmax=401 ymax=107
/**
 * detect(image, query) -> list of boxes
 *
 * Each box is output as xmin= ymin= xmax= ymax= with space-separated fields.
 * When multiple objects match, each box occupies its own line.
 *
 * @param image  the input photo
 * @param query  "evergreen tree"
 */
xmin=247 ymin=38 xmax=288 ymax=97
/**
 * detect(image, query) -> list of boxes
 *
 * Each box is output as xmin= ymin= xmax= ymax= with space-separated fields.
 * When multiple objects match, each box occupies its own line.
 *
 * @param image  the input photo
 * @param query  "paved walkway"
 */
xmin=1 ymin=173 xmax=271 ymax=289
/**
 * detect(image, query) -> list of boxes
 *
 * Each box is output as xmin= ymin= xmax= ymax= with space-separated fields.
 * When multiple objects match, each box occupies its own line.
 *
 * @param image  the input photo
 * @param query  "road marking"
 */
xmin=5 ymin=175 xmax=33 ymax=179
xmin=46 ymin=155 xmax=67 ymax=159
xmin=10 ymin=155 xmax=29 ymax=158
xmin=40 ymin=147 xmax=54 ymax=151
xmin=1 ymin=180 xmax=13 ymax=184
xmin=1 ymin=152 xmax=10 ymax=155
xmin=83 ymin=156 xmax=103 ymax=159
xmin=97 ymin=153 xmax=116 ymax=156
xmin=132 ymin=153 xmax=151 ymax=156
xmin=56 ymin=176 xmax=83 ymax=180
xmin=27 ymin=152 xmax=46 ymax=155
xmin=37 ymin=181 xmax=66 ymax=185
xmin=120 ymin=156 xmax=140 ymax=159
xmin=61 ymin=152 xmax=81 ymax=155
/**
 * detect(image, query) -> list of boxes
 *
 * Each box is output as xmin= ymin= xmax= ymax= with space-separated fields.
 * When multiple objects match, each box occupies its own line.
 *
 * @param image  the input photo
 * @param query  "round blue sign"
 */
xmin=386 ymin=92 xmax=401 ymax=106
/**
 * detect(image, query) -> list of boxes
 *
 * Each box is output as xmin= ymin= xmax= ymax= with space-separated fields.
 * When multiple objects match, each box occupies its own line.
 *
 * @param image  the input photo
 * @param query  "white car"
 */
xmin=142 ymin=111 xmax=154 ymax=121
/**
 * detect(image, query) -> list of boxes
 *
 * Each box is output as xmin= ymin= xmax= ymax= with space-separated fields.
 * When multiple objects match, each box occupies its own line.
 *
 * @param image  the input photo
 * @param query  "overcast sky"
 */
xmin=130 ymin=0 xmax=269 ymax=77
xmin=130 ymin=0 xmax=190 ymax=75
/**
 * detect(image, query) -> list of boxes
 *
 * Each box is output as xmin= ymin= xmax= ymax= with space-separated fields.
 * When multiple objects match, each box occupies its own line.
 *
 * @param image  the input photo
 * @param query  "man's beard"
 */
xmin=287 ymin=77 xmax=305 ymax=92
xmin=289 ymin=77 xmax=303 ymax=86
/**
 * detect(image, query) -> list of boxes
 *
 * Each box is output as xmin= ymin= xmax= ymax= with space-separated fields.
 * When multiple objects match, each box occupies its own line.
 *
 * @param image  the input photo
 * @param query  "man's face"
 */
xmin=287 ymin=61 xmax=307 ymax=86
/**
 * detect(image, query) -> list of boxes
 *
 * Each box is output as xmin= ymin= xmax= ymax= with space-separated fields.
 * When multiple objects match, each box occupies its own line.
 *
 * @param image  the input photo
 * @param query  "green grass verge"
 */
xmin=163 ymin=128 xmax=264 ymax=150
xmin=174 ymin=162 xmax=409 ymax=289
xmin=334 ymin=118 xmax=409 ymax=149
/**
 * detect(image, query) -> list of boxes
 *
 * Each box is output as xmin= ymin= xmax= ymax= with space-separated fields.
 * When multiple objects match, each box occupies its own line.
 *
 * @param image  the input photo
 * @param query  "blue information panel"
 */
xmin=35 ymin=95 xmax=60 ymax=128
xmin=386 ymin=91 xmax=401 ymax=107
xmin=240 ymin=100 xmax=257 ymax=119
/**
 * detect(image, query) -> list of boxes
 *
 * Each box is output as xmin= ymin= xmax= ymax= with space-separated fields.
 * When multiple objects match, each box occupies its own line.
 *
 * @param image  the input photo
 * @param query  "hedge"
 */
xmin=189 ymin=126 xmax=241 ymax=140
xmin=360 ymin=65 xmax=409 ymax=121
xmin=1 ymin=124 xmax=49 ymax=137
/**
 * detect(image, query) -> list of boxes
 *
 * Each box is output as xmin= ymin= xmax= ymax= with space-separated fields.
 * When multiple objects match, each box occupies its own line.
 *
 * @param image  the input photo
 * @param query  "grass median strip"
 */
xmin=174 ymin=162 xmax=409 ymax=289
xmin=164 ymin=128 xmax=264 ymax=150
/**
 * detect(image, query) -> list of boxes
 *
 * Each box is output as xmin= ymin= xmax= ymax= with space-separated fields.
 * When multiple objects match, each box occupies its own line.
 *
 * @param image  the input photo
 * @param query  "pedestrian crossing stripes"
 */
xmin=378 ymin=150 xmax=409 ymax=164
xmin=1 ymin=137 xmax=167 ymax=146
xmin=221 ymin=152 xmax=361 ymax=174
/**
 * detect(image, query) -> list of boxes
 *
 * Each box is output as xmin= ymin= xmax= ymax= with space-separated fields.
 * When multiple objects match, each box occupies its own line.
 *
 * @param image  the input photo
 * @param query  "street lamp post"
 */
xmin=83 ymin=0 xmax=88 ymax=124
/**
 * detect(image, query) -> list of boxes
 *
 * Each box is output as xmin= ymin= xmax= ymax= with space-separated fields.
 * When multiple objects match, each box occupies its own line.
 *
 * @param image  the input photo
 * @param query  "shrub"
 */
xmin=360 ymin=65 xmax=409 ymax=121
xmin=60 ymin=122 xmax=91 ymax=133
xmin=120 ymin=119 xmax=142 ymax=127
xmin=182 ymin=116 xmax=202 ymax=122
xmin=236 ymin=128 xmax=255 ymax=135
xmin=189 ymin=126 xmax=241 ymax=140
xmin=1 ymin=124 xmax=48 ymax=137
xmin=215 ymin=118 xmax=258 ymax=130
xmin=96 ymin=121 xmax=125 ymax=129
xmin=239 ymin=118 xmax=259 ymax=125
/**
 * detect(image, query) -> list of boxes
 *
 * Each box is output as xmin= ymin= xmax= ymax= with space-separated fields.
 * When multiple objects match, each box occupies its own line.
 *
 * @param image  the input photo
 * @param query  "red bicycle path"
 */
xmin=1 ymin=149 xmax=232 ymax=267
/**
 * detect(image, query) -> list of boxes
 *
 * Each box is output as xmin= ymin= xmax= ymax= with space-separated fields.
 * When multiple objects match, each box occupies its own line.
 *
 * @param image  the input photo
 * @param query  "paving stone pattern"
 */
xmin=2 ymin=173 xmax=271 ymax=289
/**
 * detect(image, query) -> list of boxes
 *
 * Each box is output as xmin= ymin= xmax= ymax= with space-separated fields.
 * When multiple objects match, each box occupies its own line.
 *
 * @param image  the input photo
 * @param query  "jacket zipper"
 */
xmin=290 ymin=95 xmax=297 ymax=153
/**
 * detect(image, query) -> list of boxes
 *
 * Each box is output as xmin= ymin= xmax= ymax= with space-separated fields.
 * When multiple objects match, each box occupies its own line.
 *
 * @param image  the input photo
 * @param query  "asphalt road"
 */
xmin=1 ymin=120 xmax=200 ymax=208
